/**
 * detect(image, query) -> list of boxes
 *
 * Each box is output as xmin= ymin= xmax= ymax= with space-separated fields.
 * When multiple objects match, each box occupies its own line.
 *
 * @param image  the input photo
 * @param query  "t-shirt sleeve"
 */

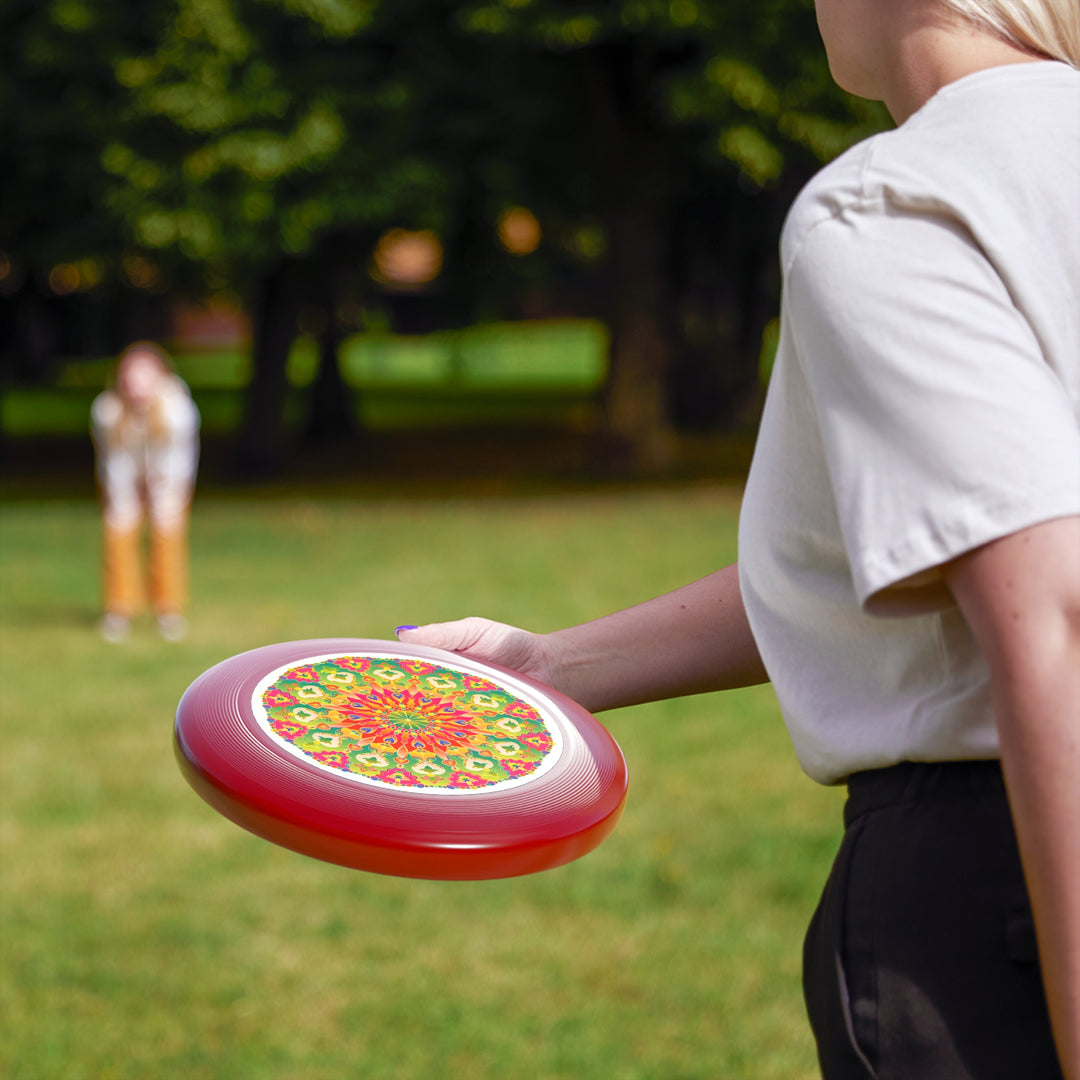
xmin=786 ymin=201 xmax=1080 ymax=612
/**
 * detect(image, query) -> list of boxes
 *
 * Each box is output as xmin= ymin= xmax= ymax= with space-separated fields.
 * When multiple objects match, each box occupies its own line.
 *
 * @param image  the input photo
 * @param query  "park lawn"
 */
xmin=0 ymin=487 xmax=843 ymax=1080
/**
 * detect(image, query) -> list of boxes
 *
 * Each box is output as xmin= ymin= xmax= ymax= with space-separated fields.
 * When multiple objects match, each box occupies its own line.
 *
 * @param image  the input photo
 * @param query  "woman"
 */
xmin=91 ymin=342 xmax=200 ymax=642
xmin=396 ymin=1 xmax=1079 ymax=1076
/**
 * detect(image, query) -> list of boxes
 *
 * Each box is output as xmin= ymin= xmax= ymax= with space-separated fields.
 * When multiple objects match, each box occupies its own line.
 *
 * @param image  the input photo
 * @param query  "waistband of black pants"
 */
xmin=844 ymin=759 xmax=1005 ymax=829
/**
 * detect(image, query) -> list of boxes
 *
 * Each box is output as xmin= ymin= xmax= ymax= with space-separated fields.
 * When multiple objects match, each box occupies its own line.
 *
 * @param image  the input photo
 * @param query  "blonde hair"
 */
xmin=939 ymin=0 xmax=1080 ymax=66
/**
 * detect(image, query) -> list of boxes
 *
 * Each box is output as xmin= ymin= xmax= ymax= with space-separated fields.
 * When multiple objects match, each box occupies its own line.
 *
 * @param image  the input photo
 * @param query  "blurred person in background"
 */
xmin=91 ymin=342 xmax=200 ymax=643
xmin=398 ymin=0 xmax=1080 ymax=1076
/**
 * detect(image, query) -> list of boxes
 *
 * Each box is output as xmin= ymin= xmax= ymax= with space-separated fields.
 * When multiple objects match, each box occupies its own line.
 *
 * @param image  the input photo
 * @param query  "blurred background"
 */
xmin=0 ymin=0 xmax=889 ymax=485
xmin=1 ymin=2 xmax=888 ymax=1077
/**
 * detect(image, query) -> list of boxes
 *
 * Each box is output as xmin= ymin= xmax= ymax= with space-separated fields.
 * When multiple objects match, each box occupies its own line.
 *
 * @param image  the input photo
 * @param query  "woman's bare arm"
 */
xmin=945 ymin=515 xmax=1080 ymax=1080
xmin=398 ymin=562 xmax=768 ymax=713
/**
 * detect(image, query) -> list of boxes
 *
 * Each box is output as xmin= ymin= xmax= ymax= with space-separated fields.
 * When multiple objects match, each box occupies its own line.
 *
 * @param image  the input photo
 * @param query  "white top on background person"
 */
xmin=738 ymin=59 xmax=1080 ymax=785
xmin=91 ymin=343 xmax=200 ymax=532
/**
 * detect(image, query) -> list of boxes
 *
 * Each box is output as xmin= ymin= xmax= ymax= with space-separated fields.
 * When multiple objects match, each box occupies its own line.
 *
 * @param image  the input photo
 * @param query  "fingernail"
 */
xmin=395 ymin=625 xmax=418 ymax=636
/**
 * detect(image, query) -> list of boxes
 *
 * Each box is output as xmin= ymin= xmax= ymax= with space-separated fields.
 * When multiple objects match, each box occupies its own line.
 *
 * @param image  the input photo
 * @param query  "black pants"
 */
xmin=803 ymin=761 xmax=1063 ymax=1080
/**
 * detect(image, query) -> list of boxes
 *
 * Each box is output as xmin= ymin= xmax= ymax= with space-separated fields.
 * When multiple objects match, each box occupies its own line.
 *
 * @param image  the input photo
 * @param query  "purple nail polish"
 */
xmin=395 ymin=625 xmax=418 ymax=635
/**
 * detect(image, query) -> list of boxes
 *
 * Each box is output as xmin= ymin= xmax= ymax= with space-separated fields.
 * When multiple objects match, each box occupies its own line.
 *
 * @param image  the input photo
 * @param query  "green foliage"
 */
xmin=96 ymin=0 xmax=452 ymax=277
xmin=453 ymin=0 xmax=890 ymax=182
xmin=2 ymin=0 xmax=889 ymax=283
xmin=0 ymin=490 xmax=843 ymax=1079
xmin=2 ymin=0 xmax=890 ymax=451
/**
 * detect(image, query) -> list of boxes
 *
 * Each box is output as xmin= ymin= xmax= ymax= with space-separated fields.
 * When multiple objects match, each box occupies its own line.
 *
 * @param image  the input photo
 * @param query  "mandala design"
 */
xmin=254 ymin=655 xmax=559 ymax=793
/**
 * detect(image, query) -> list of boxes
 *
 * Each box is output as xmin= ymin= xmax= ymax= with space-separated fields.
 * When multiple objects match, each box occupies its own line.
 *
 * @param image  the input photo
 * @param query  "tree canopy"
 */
xmin=1 ymin=0 xmax=890 ymax=470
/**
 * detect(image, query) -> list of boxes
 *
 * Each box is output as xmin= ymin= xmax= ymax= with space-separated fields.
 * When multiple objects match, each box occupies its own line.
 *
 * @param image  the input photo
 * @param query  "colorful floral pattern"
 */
xmin=254 ymin=655 xmax=558 ymax=792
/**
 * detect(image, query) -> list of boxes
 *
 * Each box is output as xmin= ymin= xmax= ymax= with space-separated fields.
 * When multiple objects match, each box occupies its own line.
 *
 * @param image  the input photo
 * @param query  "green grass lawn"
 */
xmin=0 ymin=486 xmax=842 ymax=1079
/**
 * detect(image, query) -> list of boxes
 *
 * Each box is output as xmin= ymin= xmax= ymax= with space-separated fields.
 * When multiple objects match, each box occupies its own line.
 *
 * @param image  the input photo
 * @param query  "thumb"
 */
xmin=395 ymin=617 xmax=495 ymax=654
xmin=395 ymin=618 xmax=558 ymax=688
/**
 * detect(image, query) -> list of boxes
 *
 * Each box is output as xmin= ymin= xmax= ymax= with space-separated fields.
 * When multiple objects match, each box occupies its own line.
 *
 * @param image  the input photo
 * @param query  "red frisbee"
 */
xmin=174 ymin=638 xmax=628 ymax=880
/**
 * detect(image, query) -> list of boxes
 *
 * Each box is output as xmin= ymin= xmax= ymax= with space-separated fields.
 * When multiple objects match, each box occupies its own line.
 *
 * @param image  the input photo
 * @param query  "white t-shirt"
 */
xmin=92 ymin=375 xmax=200 ymax=530
xmin=739 ymin=62 xmax=1080 ymax=785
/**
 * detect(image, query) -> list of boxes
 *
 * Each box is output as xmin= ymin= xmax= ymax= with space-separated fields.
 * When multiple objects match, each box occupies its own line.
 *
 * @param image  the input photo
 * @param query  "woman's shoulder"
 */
xmin=155 ymin=376 xmax=200 ymax=431
xmin=91 ymin=389 xmax=123 ymax=429
xmin=162 ymin=373 xmax=194 ymax=401
xmin=780 ymin=137 xmax=883 ymax=270
xmin=781 ymin=62 xmax=1080 ymax=272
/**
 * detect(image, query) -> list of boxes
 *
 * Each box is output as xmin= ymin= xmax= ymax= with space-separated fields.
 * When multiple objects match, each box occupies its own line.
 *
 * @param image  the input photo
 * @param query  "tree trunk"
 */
xmin=234 ymin=258 xmax=302 ymax=479
xmin=584 ymin=43 xmax=677 ymax=475
xmin=603 ymin=177 xmax=675 ymax=473
xmin=3 ymin=282 xmax=61 ymax=384
xmin=303 ymin=266 xmax=356 ymax=447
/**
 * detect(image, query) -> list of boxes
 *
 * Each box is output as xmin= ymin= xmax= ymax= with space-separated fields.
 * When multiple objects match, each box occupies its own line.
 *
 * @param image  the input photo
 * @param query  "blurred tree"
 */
xmin=92 ymin=0 xmax=453 ymax=473
xmin=94 ymin=0 xmax=591 ymax=473
xmin=1 ymin=0 xmax=889 ymax=473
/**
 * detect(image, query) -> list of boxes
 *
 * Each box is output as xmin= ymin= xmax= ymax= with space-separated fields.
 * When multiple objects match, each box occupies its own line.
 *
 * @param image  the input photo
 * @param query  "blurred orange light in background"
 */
xmin=48 ymin=263 xmax=82 ymax=295
xmin=48 ymin=259 xmax=105 ymax=295
xmin=498 ymin=207 xmax=541 ymax=255
xmin=370 ymin=229 xmax=443 ymax=287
